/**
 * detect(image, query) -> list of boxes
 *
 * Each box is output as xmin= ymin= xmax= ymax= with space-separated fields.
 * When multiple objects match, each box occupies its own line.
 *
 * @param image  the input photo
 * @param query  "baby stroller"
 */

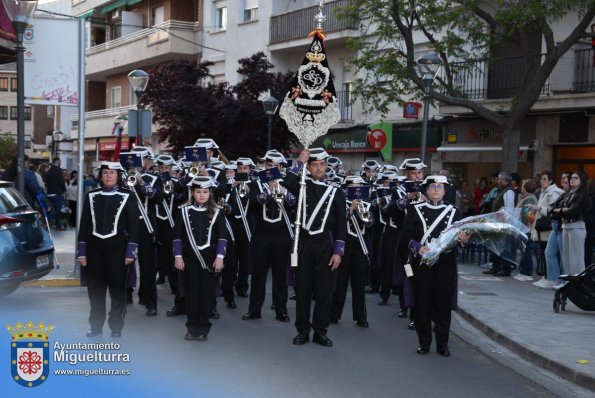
xmin=553 ymin=263 xmax=595 ymax=313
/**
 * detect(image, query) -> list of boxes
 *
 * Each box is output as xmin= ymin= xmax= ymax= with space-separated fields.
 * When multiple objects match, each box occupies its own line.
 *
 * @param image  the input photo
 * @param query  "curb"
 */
xmin=22 ymin=279 xmax=80 ymax=288
xmin=456 ymin=306 xmax=595 ymax=393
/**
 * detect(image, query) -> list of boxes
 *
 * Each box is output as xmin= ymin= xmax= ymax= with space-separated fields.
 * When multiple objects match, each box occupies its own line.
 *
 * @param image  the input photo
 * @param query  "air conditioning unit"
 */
xmin=111 ymin=9 xmax=121 ymax=20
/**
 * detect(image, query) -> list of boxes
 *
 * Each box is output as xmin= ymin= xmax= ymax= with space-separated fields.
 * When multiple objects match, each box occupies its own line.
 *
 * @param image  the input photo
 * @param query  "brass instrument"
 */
xmin=272 ymin=184 xmax=285 ymax=204
xmin=163 ymin=180 xmax=174 ymax=195
xmin=217 ymin=197 xmax=229 ymax=213
xmin=238 ymin=181 xmax=249 ymax=198
xmin=126 ymin=170 xmax=139 ymax=187
xmin=355 ymin=199 xmax=372 ymax=223
xmin=188 ymin=163 xmax=203 ymax=179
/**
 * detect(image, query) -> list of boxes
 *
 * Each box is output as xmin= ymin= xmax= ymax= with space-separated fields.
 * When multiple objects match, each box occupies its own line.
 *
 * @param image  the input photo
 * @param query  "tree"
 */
xmin=339 ymin=1 xmax=595 ymax=171
xmin=0 ymin=134 xmax=16 ymax=169
xmin=143 ymin=54 xmax=297 ymax=159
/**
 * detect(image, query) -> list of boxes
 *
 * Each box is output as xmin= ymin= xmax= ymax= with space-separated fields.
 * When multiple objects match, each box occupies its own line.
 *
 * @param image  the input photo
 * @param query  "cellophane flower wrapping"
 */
xmin=420 ymin=209 xmax=530 ymax=266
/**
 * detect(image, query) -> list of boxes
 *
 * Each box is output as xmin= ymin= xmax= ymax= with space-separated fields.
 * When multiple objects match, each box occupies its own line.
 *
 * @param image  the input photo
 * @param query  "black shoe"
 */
xmin=242 ymin=312 xmax=261 ymax=320
xmin=226 ymin=300 xmax=237 ymax=309
xmin=146 ymin=308 xmax=157 ymax=317
xmin=185 ymin=333 xmax=199 ymax=341
xmin=236 ymin=291 xmax=248 ymax=298
xmin=356 ymin=320 xmax=369 ymax=328
xmin=275 ymin=313 xmax=290 ymax=322
xmin=293 ymin=333 xmax=309 ymax=345
xmin=289 ymin=294 xmax=296 ymax=301
xmin=365 ymin=287 xmax=379 ymax=294
xmin=196 ymin=333 xmax=207 ymax=342
xmin=210 ymin=310 xmax=220 ymax=319
xmin=437 ymin=347 xmax=451 ymax=357
xmin=482 ymin=268 xmax=499 ymax=275
xmin=312 ymin=333 xmax=333 ymax=347
xmin=408 ymin=321 xmax=416 ymax=330
xmin=494 ymin=271 xmax=511 ymax=277
xmin=111 ymin=331 xmax=122 ymax=338
xmin=378 ymin=299 xmax=388 ymax=306
xmin=166 ymin=306 xmax=185 ymax=317
xmin=330 ymin=318 xmax=339 ymax=324
xmin=156 ymin=276 xmax=165 ymax=285
xmin=397 ymin=309 xmax=407 ymax=318
xmin=416 ymin=346 xmax=429 ymax=355
xmin=86 ymin=329 xmax=102 ymax=338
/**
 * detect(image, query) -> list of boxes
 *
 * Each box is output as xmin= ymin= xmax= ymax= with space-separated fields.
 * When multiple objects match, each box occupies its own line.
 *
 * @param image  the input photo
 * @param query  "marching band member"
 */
xmin=361 ymin=159 xmax=381 ymax=185
xmin=284 ymin=148 xmax=347 ymax=347
xmin=331 ymin=176 xmax=372 ymax=328
xmin=173 ymin=176 xmax=228 ymax=341
xmin=242 ymin=150 xmax=296 ymax=322
xmin=229 ymin=157 xmax=256 ymax=298
xmin=366 ymin=175 xmax=387 ymax=295
xmin=401 ymin=175 xmax=469 ymax=357
xmin=220 ymin=162 xmax=238 ymax=309
xmin=77 ymin=162 xmax=139 ymax=338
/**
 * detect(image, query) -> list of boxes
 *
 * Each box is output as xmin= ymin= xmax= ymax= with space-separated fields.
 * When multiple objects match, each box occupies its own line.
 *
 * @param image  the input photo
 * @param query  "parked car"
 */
xmin=0 ymin=181 xmax=54 ymax=296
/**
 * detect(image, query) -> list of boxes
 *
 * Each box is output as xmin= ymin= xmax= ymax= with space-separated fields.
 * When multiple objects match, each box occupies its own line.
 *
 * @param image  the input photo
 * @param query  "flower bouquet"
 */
xmin=421 ymin=209 xmax=530 ymax=266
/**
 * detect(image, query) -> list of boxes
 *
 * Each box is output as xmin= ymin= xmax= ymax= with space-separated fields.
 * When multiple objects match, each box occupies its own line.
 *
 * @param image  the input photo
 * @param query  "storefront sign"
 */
xmin=98 ymin=140 xmax=129 ymax=151
xmin=403 ymin=102 xmax=421 ymax=119
xmin=467 ymin=125 xmax=503 ymax=142
xmin=313 ymin=129 xmax=369 ymax=152
xmin=368 ymin=122 xmax=393 ymax=162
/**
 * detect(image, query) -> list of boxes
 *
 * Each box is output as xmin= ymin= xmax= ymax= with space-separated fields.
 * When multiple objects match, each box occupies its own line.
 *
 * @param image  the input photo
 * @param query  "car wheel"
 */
xmin=0 ymin=283 xmax=20 ymax=297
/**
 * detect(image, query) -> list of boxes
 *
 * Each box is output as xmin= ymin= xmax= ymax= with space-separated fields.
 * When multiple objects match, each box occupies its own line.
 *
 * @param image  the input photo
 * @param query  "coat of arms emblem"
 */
xmin=8 ymin=321 xmax=53 ymax=387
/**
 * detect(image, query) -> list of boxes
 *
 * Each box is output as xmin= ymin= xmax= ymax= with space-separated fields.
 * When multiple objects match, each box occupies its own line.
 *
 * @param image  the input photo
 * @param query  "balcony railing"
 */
xmin=574 ymin=48 xmax=595 ymax=92
xmin=447 ymin=54 xmax=552 ymax=100
xmin=336 ymin=90 xmax=352 ymax=121
xmin=270 ymin=0 xmax=357 ymax=45
xmin=86 ymin=20 xmax=199 ymax=55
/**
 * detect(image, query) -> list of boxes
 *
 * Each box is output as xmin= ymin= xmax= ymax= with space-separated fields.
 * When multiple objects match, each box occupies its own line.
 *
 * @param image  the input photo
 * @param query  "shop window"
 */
xmin=559 ymin=112 xmax=588 ymax=142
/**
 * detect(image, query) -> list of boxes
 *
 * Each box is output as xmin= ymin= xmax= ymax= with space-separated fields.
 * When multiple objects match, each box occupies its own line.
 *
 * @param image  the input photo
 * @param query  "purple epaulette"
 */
xmin=284 ymin=191 xmax=297 ymax=206
xmin=257 ymin=192 xmax=269 ymax=204
xmin=290 ymin=160 xmax=304 ymax=175
xmin=396 ymin=197 xmax=409 ymax=211
xmin=141 ymin=184 xmax=156 ymax=198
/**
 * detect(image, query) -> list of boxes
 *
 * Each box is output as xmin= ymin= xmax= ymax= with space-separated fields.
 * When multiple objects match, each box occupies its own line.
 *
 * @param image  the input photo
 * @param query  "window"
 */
xmin=47 ymin=106 xmax=55 ymax=117
xmin=151 ymin=5 xmax=164 ymax=26
xmin=0 ymin=77 xmax=7 ymax=91
xmin=215 ymin=5 xmax=227 ymax=31
xmin=10 ymin=78 xmax=17 ymax=91
xmin=10 ymin=106 xmax=32 ymax=120
xmin=111 ymin=86 xmax=122 ymax=108
xmin=243 ymin=0 xmax=258 ymax=22
xmin=0 ymin=106 xmax=7 ymax=120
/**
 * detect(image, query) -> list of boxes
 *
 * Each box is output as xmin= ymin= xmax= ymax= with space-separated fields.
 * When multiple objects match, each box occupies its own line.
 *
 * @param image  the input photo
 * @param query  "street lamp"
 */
xmin=51 ymin=129 xmax=63 ymax=162
xmin=262 ymin=95 xmax=279 ymax=151
xmin=127 ymin=69 xmax=149 ymax=147
xmin=415 ymin=52 xmax=442 ymax=166
xmin=2 ymin=0 xmax=38 ymax=195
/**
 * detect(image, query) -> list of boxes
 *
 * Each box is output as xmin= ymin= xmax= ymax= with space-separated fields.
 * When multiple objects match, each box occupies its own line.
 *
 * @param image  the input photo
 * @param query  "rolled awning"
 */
xmin=437 ymin=144 xmax=531 ymax=152
xmin=99 ymin=0 xmax=143 ymax=14
xmin=78 ymin=9 xmax=95 ymax=19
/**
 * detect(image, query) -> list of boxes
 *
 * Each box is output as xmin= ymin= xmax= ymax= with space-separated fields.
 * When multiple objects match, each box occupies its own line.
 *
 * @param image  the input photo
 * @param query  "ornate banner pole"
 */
xmin=279 ymin=0 xmax=340 ymax=267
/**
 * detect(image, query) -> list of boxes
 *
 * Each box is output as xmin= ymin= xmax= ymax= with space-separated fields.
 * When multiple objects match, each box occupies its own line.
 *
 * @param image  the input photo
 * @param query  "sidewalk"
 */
xmin=28 ymin=230 xmax=595 ymax=392
xmin=456 ymin=261 xmax=595 ymax=392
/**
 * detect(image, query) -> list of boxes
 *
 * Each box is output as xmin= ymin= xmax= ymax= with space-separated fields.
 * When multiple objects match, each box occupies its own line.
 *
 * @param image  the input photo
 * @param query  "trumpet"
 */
xmin=188 ymin=163 xmax=203 ymax=178
xmin=355 ymin=199 xmax=372 ymax=223
xmin=238 ymin=181 xmax=249 ymax=198
xmin=126 ymin=170 xmax=139 ymax=187
xmin=272 ymin=184 xmax=285 ymax=204
xmin=164 ymin=180 xmax=174 ymax=195
xmin=217 ymin=197 xmax=230 ymax=213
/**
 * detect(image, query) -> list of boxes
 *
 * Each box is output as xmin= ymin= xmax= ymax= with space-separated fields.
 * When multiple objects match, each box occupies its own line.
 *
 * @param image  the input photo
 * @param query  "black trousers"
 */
xmin=369 ymin=223 xmax=384 ymax=288
xmin=156 ymin=219 xmax=174 ymax=286
xmin=379 ymin=228 xmax=399 ymax=302
xmin=184 ymin=256 xmax=216 ymax=336
xmin=231 ymin=220 xmax=251 ymax=294
xmin=249 ymin=228 xmax=291 ymax=315
xmin=86 ymin=242 xmax=128 ymax=333
xmin=413 ymin=255 xmax=457 ymax=349
xmin=331 ymin=237 xmax=367 ymax=321
xmin=295 ymin=234 xmax=334 ymax=335
xmin=137 ymin=225 xmax=158 ymax=309
xmin=221 ymin=238 xmax=236 ymax=302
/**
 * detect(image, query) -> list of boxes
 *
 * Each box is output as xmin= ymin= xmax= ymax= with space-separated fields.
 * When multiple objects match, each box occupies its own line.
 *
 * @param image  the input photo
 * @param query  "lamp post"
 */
xmin=262 ymin=95 xmax=278 ymax=151
xmin=127 ymin=69 xmax=149 ymax=147
xmin=415 ymin=53 xmax=442 ymax=166
xmin=51 ymin=129 xmax=63 ymax=162
xmin=3 ymin=0 xmax=38 ymax=195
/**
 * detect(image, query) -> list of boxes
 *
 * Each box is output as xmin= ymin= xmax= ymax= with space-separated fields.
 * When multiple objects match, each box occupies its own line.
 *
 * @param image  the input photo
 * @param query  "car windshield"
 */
xmin=0 ymin=186 xmax=31 ymax=214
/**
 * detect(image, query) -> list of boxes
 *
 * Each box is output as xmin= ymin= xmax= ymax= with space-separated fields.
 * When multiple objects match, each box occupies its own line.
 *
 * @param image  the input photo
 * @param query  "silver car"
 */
xmin=0 ymin=181 xmax=54 ymax=296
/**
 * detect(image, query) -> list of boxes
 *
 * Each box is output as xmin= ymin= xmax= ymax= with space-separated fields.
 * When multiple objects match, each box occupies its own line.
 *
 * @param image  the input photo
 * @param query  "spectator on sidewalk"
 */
xmin=66 ymin=170 xmax=78 ymax=228
xmin=45 ymin=158 xmax=66 ymax=230
xmin=514 ymin=179 xmax=538 ymax=281
xmin=2 ymin=156 xmax=46 ymax=209
xmin=531 ymin=172 xmax=564 ymax=288
xmin=474 ymin=177 xmax=490 ymax=214
xmin=456 ymin=180 xmax=474 ymax=217
xmin=30 ymin=164 xmax=46 ymax=193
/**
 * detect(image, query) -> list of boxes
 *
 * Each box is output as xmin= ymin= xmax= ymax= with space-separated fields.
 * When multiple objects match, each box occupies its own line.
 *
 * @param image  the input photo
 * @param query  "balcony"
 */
xmin=86 ymin=20 xmax=202 ymax=80
xmin=70 ymin=105 xmax=136 ymax=139
xmin=269 ymin=0 xmax=357 ymax=47
xmin=574 ymin=48 xmax=595 ymax=92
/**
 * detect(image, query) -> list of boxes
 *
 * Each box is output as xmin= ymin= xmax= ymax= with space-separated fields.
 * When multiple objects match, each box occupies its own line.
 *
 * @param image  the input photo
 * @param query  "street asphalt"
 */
xmin=25 ymin=228 xmax=595 ymax=394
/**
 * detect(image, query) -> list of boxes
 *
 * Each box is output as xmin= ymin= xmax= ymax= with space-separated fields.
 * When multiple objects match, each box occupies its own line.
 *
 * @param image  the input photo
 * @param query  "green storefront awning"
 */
xmin=99 ymin=0 xmax=128 ymax=14
xmin=393 ymin=127 xmax=441 ymax=151
xmin=78 ymin=9 xmax=95 ymax=19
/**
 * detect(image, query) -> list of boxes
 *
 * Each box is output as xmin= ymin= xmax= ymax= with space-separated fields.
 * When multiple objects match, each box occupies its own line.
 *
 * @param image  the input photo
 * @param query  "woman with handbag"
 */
xmin=533 ymin=172 xmax=568 ymax=289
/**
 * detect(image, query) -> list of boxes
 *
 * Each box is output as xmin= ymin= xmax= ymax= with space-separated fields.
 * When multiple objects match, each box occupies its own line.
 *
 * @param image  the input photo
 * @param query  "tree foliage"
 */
xmin=339 ymin=0 xmax=595 ymax=171
xmin=0 ymin=134 xmax=16 ymax=169
xmin=143 ymin=53 xmax=297 ymax=160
